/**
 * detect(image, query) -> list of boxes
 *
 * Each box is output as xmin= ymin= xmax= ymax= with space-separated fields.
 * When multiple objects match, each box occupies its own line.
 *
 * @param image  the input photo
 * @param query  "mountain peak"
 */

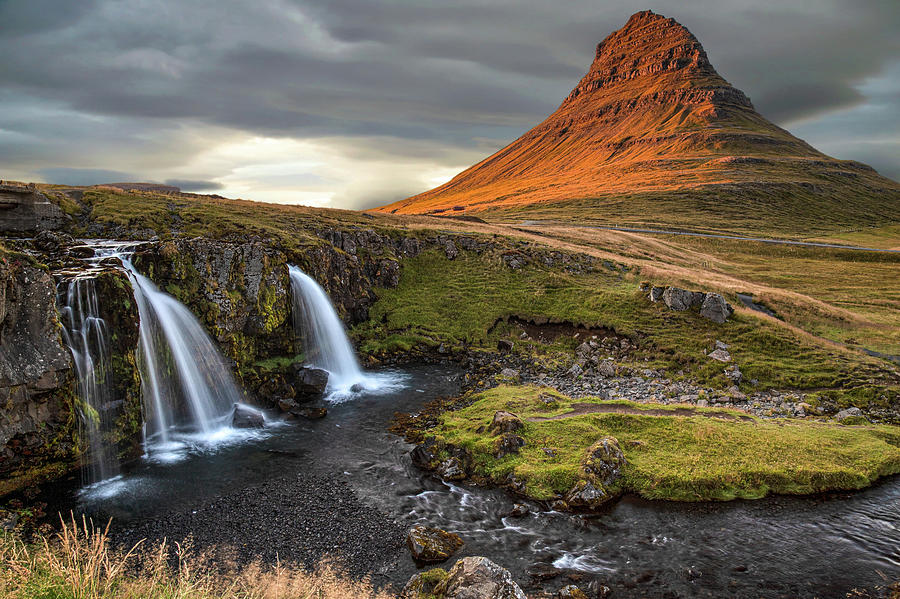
xmin=374 ymin=11 xmax=899 ymax=234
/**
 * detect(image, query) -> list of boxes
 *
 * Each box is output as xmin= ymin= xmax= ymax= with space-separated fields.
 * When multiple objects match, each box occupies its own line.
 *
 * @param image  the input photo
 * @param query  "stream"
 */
xmin=44 ymin=365 xmax=900 ymax=598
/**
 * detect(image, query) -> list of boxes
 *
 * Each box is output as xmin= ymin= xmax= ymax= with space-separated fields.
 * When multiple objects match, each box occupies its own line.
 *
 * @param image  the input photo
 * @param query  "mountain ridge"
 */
xmin=374 ymin=10 xmax=899 ymax=236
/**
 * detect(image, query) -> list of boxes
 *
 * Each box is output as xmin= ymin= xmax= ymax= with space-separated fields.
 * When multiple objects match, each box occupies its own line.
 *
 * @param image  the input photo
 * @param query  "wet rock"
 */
xmin=231 ymin=404 xmax=265 ymax=428
xmin=662 ymin=287 xmax=705 ymax=311
xmin=557 ymin=584 xmax=589 ymax=599
xmin=277 ymin=398 xmax=298 ymax=412
xmin=508 ymin=503 xmax=530 ymax=518
xmin=700 ymin=293 xmax=733 ymax=324
xmin=489 ymin=411 xmax=524 ymax=434
xmin=438 ymin=457 xmax=466 ymax=480
xmin=401 ymin=569 xmax=449 ymax=599
xmin=582 ymin=437 xmax=626 ymax=486
xmin=495 ymin=433 xmax=525 ymax=458
xmin=435 ymin=556 xmax=527 ymax=599
xmin=33 ymin=229 xmax=74 ymax=252
xmin=586 ymin=580 xmax=613 ymax=598
xmin=294 ymin=366 xmax=329 ymax=397
xmin=406 ymin=525 xmax=463 ymax=563
xmin=292 ymin=406 xmax=327 ymax=420
xmin=527 ymin=562 xmax=562 ymax=581
xmin=411 ymin=436 xmax=444 ymax=469
xmin=68 ymin=245 xmax=95 ymax=258
xmin=707 ymin=348 xmax=731 ymax=362
xmin=497 ymin=339 xmax=514 ymax=353
xmin=565 ymin=481 xmax=612 ymax=510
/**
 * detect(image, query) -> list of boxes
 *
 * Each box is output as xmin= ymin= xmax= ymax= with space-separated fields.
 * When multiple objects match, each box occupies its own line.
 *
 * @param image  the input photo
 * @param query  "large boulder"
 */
xmin=700 ymin=293 xmax=734 ymax=324
xmin=489 ymin=411 xmax=524 ymax=434
xmin=293 ymin=366 xmax=329 ymax=398
xmin=406 ymin=525 xmax=463 ymax=563
xmin=662 ymin=287 xmax=705 ymax=311
xmin=435 ymin=556 xmax=527 ymax=599
xmin=231 ymin=403 xmax=265 ymax=428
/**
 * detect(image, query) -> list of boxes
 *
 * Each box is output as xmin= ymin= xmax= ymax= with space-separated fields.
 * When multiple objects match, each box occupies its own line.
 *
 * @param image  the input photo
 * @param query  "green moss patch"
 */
xmin=429 ymin=385 xmax=900 ymax=502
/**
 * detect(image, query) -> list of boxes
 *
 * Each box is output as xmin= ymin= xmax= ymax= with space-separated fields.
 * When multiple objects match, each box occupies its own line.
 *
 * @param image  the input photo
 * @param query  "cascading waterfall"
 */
xmin=117 ymin=255 xmax=256 ymax=455
xmin=288 ymin=265 xmax=403 ymax=399
xmin=58 ymin=277 xmax=120 ymax=484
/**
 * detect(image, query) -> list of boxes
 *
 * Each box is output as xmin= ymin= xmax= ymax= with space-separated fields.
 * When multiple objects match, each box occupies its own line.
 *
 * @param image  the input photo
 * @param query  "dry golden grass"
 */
xmin=0 ymin=515 xmax=392 ymax=599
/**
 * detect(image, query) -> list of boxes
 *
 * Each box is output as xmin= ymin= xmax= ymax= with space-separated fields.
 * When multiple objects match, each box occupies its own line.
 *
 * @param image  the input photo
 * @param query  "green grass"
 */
xmin=355 ymin=249 xmax=899 ymax=407
xmin=430 ymin=386 xmax=900 ymax=502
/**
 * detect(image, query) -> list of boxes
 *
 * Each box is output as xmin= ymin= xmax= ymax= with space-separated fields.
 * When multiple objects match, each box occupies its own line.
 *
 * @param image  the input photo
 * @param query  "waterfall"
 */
xmin=288 ymin=266 xmax=404 ymax=400
xmin=58 ymin=277 xmax=120 ymax=484
xmin=288 ymin=266 xmax=366 ymax=394
xmin=117 ymin=255 xmax=251 ymax=453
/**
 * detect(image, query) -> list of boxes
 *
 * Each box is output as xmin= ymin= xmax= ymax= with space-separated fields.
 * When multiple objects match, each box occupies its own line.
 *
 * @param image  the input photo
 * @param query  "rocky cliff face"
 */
xmin=0 ymin=253 xmax=75 ymax=492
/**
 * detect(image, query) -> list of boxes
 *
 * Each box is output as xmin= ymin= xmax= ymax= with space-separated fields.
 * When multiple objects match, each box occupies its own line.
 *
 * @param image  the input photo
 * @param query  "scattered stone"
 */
xmin=406 ymin=525 xmax=463 ymax=563
xmin=499 ymin=368 xmax=521 ymax=381
xmin=231 ymin=404 xmax=265 ymax=428
xmin=715 ymin=340 xmax=729 ymax=351
xmin=497 ymin=339 xmax=514 ymax=353
xmin=598 ymin=360 xmax=616 ymax=378
xmin=648 ymin=286 xmax=665 ymax=302
xmin=277 ymin=398 xmax=298 ymax=412
xmin=835 ymin=407 xmax=867 ymax=424
xmin=557 ymin=584 xmax=589 ymax=599
xmin=435 ymin=556 xmax=527 ymax=599
xmin=707 ymin=348 xmax=732 ymax=362
xmin=489 ymin=411 xmax=524 ymax=434
xmin=700 ymin=293 xmax=733 ymax=324
xmin=442 ymin=239 xmax=459 ymax=260
xmin=724 ymin=364 xmax=742 ymax=383
xmin=438 ymin=457 xmax=466 ymax=480
xmin=495 ymin=433 xmax=525 ymax=458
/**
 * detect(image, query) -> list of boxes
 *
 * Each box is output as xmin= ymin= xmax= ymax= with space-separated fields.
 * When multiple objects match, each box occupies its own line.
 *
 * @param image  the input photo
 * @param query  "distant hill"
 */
xmin=375 ymin=11 xmax=900 ymax=236
xmin=98 ymin=182 xmax=181 ymax=194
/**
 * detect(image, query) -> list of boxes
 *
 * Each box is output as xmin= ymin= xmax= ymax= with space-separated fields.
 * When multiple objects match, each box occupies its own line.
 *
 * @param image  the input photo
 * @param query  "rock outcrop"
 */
xmin=649 ymin=285 xmax=734 ymax=323
xmin=0 ymin=253 xmax=74 ymax=489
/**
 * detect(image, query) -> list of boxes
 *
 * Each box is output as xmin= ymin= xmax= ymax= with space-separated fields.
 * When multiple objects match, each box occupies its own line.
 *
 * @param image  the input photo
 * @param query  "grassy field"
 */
xmin=356 ymin=248 xmax=899 ymax=408
xmin=428 ymin=386 xmax=900 ymax=502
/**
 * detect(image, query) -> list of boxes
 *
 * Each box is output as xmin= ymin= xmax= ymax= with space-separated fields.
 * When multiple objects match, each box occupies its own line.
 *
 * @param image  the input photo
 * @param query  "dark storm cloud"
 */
xmin=0 ymin=0 xmax=897 ymax=202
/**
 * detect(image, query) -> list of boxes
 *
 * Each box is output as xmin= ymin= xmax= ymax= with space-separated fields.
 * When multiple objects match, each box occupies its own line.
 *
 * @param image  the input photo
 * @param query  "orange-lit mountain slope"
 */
xmin=375 ymin=11 xmax=899 ymax=235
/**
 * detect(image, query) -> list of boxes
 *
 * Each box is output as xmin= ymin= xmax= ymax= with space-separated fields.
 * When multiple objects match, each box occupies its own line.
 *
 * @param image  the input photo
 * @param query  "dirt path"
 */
xmin=527 ymin=402 xmax=756 ymax=423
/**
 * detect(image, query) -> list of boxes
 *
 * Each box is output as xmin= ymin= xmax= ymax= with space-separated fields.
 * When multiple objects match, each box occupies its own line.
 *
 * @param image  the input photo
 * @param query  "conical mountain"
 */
xmin=375 ymin=11 xmax=899 ymax=236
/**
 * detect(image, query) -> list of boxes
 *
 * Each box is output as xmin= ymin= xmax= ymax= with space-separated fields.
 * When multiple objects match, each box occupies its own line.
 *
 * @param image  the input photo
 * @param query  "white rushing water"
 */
xmin=117 ymin=254 xmax=269 ymax=459
xmin=288 ymin=265 xmax=403 ymax=400
xmin=58 ymin=276 xmax=120 ymax=484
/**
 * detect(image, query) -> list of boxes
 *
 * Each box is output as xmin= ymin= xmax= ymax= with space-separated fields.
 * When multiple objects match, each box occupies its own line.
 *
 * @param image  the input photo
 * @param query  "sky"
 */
xmin=1 ymin=0 xmax=898 ymax=210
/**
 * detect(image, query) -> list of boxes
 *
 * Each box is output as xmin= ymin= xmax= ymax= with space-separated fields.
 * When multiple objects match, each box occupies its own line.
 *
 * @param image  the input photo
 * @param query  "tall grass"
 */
xmin=0 ymin=515 xmax=392 ymax=599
